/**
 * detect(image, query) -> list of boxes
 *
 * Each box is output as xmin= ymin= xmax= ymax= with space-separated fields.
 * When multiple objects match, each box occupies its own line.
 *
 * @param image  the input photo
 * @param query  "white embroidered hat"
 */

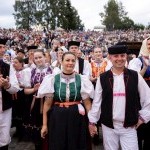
xmin=139 ymin=37 xmax=150 ymax=57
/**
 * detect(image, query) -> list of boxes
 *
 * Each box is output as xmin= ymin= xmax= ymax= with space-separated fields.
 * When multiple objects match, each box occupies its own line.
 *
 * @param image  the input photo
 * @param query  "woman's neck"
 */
xmin=16 ymin=67 xmax=23 ymax=71
xmin=62 ymin=71 xmax=74 ymax=75
xmin=37 ymin=64 xmax=46 ymax=69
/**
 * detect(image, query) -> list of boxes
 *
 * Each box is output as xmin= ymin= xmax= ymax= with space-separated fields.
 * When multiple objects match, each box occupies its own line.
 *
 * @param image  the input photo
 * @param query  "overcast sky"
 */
xmin=0 ymin=0 xmax=150 ymax=30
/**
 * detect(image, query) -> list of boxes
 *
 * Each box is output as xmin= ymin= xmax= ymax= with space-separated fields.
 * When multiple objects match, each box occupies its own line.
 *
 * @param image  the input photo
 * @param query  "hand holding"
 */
xmin=90 ymin=76 xmax=97 ymax=82
xmin=89 ymin=123 xmax=98 ymax=137
xmin=41 ymin=125 xmax=48 ymax=139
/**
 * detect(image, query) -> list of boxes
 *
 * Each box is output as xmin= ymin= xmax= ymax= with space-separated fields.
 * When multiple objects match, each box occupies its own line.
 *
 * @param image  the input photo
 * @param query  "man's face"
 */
xmin=109 ymin=53 xmax=127 ymax=69
xmin=17 ymin=52 xmax=25 ymax=59
xmin=77 ymin=51 xmax=82 ymax=58
xmin=0 ymin=44 xmax=6 ymax=57
xmin=147 ymin=39 xmax=150 ymax=53
xmin=69 ymin=45 xmax=79 ymax=55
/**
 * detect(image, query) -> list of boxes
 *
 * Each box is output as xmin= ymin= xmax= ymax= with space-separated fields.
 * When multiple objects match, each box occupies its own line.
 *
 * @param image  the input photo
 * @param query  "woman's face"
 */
xmin=57 ymin=50 xmax=64 ymax=60
xmin=13 ymin=59 xmax=23 ymax=71
xmin=94 ymin=48 xmax=103 ymax=60
xmin=34 ymin=52 xmax=46 ymax=67
xmin=62 ymin=54 xmax=76 ymax=73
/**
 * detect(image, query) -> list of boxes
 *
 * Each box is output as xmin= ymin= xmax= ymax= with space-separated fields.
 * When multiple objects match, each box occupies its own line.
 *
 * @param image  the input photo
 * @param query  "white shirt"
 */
xmin=88 ymin=71 xmax=150 ymax=124
xmin=113 ymin=72 xmax=126 ymax=122
xmin=74 ymin=59 xmax=91 ymax=78
xmin=37 ymin=73 xmax=94 ymax=100
xmin=128 ymin=58 xmax=142 ymax=72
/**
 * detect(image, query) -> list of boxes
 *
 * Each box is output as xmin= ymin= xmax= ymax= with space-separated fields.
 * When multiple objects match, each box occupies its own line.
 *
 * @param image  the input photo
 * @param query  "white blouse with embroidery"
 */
xmin=37 ymin=73 xmax=94 ymax=100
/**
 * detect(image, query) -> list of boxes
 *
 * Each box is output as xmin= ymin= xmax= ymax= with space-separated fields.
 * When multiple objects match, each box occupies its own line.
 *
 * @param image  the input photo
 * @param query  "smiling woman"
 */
xmin=18 ymin=49 xmax=53 ymax=150
xmin=61 ymin=52 xmax=76 ymax=74
xmin=33 ymin=49 xmax=46 ymax=68
xmin=37 ymin=52 xmax=94 ymax=150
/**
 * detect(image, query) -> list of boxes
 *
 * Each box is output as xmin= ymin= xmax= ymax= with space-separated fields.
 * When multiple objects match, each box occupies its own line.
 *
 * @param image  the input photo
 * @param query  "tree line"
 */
xmin=13 ymin=0 xmax=84 ymax=30
xmin=13 ymin=0 xmax=147 ymax=31
xmin=100 ymin=0 xmax=146 ymax=31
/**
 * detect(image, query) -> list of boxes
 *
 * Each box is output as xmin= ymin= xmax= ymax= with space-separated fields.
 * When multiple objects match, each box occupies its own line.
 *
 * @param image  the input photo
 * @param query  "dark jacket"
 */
xmin=100 ymin=68 xmax=141 ymax=128
xmin=0 ymin=60 xmax=13 ymax=111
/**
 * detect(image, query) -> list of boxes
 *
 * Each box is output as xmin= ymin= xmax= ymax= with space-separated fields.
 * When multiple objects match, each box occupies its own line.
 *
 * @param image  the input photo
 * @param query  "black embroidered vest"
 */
xmin=0 ymin=60 xmax=12 ymax=111
xmin=100 ymin=68 xmax=141 ymax=128
xmin=78 ymin=58 xmax=84 ymax=74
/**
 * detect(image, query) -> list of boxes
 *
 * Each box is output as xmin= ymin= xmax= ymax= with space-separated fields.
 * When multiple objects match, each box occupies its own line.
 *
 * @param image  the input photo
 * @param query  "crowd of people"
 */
xmin=0 ymin=27 xmax=150 ymax=150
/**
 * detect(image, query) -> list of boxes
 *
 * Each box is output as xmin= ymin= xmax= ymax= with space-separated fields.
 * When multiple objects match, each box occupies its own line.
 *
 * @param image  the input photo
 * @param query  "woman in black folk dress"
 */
xmin=11 ymin=57 xmax=25 ymax=140
xmin=38 ymin=52 xmax=94 ymax=150
xmin=22 ymin=49 xmax=52 ymax=150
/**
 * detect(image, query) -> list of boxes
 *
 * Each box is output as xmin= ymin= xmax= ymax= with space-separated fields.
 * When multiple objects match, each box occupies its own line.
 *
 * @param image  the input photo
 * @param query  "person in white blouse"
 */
xmin=21 ymin=49 xmax=53 ymax=150
xmin=88 ymin=45 xmax=150 ymax=150
xmin=11 ymin=57 xmax=25 ymax=140
xmin=51 ymin=47 xmax=64 ymax=69
xmin=38 ymin=52 xmax=94 ymax=150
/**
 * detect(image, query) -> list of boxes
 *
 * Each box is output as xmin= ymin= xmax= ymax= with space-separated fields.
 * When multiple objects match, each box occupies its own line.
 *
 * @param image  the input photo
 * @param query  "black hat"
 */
xmin=108 ymin=45 xmax=127 ymax=55
xmin=27 ymin=46 xmax=38 ymax=51
xmin=68 ymin=41 xmax=80 ymax=48
xmin=0 ymin=38 xmax=7 ymax=45
xmin=17 ymin=49 xmax=25 ymax=54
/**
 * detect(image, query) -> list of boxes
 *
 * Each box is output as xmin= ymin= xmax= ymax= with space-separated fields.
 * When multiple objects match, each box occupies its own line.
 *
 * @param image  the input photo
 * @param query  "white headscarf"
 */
xmin=139 ymin=37 xmax=150 ymax=57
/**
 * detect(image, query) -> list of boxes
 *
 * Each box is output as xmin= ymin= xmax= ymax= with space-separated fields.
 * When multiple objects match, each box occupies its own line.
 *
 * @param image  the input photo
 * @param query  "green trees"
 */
xmin=13 ymin=0 xmax=84 ymax=30
xmin=100 ymin=0 xmax=144 ymax=30
xmin=56 ymin=0 xmax=84 ymax=30
xmin=100 ymin=0 xmax=121 ymax=30
xmin=14 ymin=0 xmax=37 ymax=29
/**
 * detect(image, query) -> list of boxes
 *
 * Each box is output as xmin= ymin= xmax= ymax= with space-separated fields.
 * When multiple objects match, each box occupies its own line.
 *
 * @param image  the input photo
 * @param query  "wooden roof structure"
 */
xmin=116 ymin=41 xmax=142 ymax=57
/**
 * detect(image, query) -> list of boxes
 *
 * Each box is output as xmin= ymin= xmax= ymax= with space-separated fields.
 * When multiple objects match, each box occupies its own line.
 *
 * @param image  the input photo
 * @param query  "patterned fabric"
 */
xmin=54 ymin=74 xmax=81 ymax=102
xmin=22 ymin=66 xmax=52 ymax=146
xmin=31 ymin=67 xmax=52 ymax=87
xmin=91 ymin=60 xmax=107 ymax=78
xmin=48 ymin=73 xmax=88 ymax=150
